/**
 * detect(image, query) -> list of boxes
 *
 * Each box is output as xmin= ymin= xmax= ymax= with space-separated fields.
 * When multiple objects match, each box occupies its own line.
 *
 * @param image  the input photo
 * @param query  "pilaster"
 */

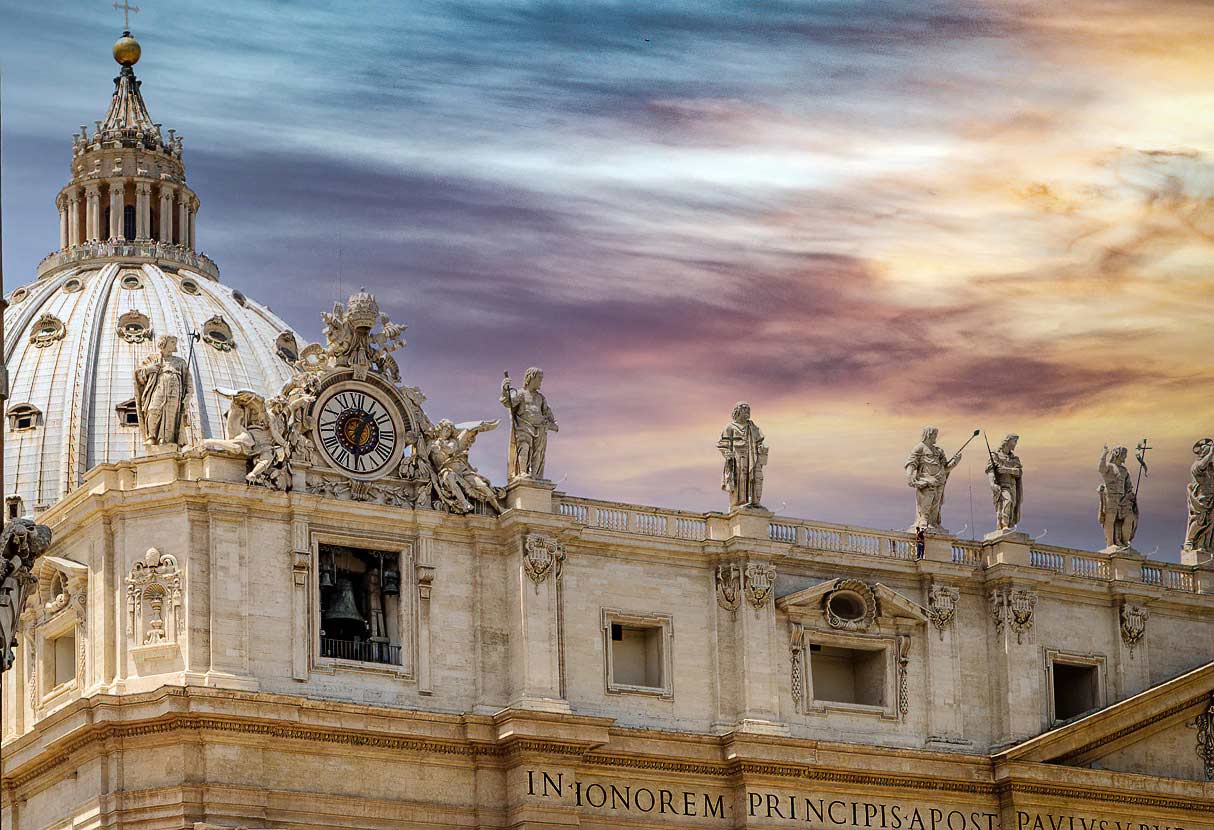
xmin=989 ymin=583 xmax=1041 ymax=744
xmin=107 ymin=178 xmax=125 ymax=240
xmin=508 ymin=532 xmax=570 ymax=713
xmin=84 ymin=182 xmax=101 ymax=241
xmin=135 ymin=181 xmax=152 ymax=240
xmin=177 ymin=193 xmax=189 ymax=247
xmin=924 ymin=582 xmax=966 ymax=745
xmin=158 ymin=185 xmax=174 ymax=241
xmin=1112 ymin=596 xmax=1151 ymax=698
xmin=733 ymin=559 xmax=785 ymax=733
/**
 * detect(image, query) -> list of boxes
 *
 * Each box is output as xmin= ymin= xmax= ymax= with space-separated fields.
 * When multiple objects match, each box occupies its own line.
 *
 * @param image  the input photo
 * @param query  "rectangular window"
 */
xmin=603 ymin=609 xmax=673 ymax=698
xmin=52 ymin=633 xmax=76 ymax=688
xmin=809 ymin=644 xmax=886 ymax=707
xmin=317 ymin=543 xmax=403 ymax=667
xmin=1052 ymin=662 xmax=1100 ymax=720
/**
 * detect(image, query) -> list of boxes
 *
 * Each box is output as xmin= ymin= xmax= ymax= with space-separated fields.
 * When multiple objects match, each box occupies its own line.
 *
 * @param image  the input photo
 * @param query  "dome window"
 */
xmin=120 ymin=271 xmax=144 ymax=290
xmin=180 ymin=278 xmax=200 ymax=295
xmin=275 ymin=331 xmax=299 ymax=363
xmin=9 ymin=287 xmax=30 ymax=304
xmin=116 ymin=398 xmax=140 ymax=427
xmin=232 ymin=289 xmax=247 ymax=306
xmin=63 ymin=277 xmax=84 ymax=293
xmin=8 ymin=403 xmax=43 ymax=432
xmin=116 ymin=310 xmax=152 ymax=344
xmin=30 ymin=313 xmax=67 ymax=348
xmin=201 ymin=315 xmax=235 ymax=351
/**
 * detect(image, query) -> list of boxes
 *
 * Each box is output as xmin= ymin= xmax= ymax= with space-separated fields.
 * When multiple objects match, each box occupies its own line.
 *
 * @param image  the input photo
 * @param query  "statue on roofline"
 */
xmin=906 ymin=426 xmax=974 ymax=532
xmin=501 ymin=368 xmax=558 ymax=481
xmin=986 ymin=433 xmax=1023 ymax=533
xmin=1097 ymin=445 xmax=1139 ymax=550
xmin=718 ymin=401 xmax=767 ymax=510
xmin=1186 ymin=438 xmax=1214 ymax=554
xmin=134 ymin=334 xmax=191 ymax=447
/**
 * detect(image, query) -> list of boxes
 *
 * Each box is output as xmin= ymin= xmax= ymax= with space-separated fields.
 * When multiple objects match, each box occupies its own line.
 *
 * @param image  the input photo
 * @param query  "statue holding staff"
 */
xmin=134 ymin=334 xmax=191 ymax=447
xmin=501 ymin=368 xmax=558 ymax=480
xmin=985 ymin=433 xmax=1023 ymax=532
xmin=1097 ymin=445 xmax=1139 ymax=549
xmin=718 ymin=401 xmax=768 ymax=509
xmin=906 ymin=427 xmax=977 ymax=532
xmin=1185 ymin=438 xmax=1214 ymax=554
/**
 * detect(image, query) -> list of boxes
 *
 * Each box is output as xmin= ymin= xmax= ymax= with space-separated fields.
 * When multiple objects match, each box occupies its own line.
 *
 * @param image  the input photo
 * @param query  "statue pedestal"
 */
xmin=504 ymin=477 xmax=556 ymax=513
xmin=725 ymin=505 xmax=773 ymax=540
xmin=982 ymin=530 xmax=1031 ymax=567
xmin=917 ymin=529 xmax=957 ymax=563
xmin=1104 ymin=546 xmax=1144 ymax=582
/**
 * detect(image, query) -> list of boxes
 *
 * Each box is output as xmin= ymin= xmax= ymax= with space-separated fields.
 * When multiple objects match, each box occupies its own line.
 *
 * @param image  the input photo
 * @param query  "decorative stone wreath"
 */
xmin=822 ymin=578 xmax=878 ymax=632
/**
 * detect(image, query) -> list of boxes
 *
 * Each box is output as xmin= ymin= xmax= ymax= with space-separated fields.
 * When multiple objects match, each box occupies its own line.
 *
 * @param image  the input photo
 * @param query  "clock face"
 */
xmin=314 ymin=385 xmax=401 ymax=478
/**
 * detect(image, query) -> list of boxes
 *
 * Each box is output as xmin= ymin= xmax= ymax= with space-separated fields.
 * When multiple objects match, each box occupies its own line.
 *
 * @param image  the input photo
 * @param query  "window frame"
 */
xmin=601 ymin=608 xmax=674 ymax=699
xmin=310 ymin=532 xmax=416 ymax=680
xmin=799 ymin=629 xmax=898 ymax=719
xmin=1043 ymin=648 xmax=1107 ymax=725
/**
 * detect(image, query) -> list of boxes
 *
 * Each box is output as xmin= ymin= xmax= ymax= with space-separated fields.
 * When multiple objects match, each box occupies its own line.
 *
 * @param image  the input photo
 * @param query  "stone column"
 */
xmin=177 ymin=194 xmax=189 ymax=248
xmin=135 ymin=182 xmax=152 ymax=241
xmin=188 ymin=202 xmax=197 ymax=251
xmin=67 ymin=189 xmax=81 ymax=248
xmin=108 ymin=179 xmax=125 ymax=240
xmin=57 ymin=194 xmax=69 ymax=249
xmin=159 ymin=186 xmax=174 ymax=242
xmin=84 ymin=183 xmax=101 ymax=241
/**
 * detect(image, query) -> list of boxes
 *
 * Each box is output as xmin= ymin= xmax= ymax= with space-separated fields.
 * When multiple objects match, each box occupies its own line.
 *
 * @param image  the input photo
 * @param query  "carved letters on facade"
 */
xmin=927 ymin=584 xmax=960 ymax=638
xmin=744 ymin=562 xmax=776 ymax=610
xmin=1119 ymin=603 xmax=1148 ymax=657
xmin=126 ymin=548 xmax=183 ymax=647
xmin=522 ymin=535 xmax=566 ymax=590
xmin=990 ymin=587 xmax=1036 ymax=644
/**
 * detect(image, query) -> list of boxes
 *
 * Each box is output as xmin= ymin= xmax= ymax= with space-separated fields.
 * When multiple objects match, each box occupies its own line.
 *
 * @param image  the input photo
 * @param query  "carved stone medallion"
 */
xmin=522 ymin=534 xmax=566 ymax=590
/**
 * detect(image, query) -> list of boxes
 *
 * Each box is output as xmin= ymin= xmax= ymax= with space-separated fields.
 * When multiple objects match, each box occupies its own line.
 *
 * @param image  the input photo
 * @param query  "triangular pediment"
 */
xmin=776 ymin=579 xmax=928 ymax=624
xmin=996 ymin=661 xmax=1214 ymax=783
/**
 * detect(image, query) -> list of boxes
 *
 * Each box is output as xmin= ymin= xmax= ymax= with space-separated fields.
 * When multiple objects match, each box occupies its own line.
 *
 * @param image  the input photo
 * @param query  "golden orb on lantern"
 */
xmin=113 ymin=32 xmax=141 ymax=66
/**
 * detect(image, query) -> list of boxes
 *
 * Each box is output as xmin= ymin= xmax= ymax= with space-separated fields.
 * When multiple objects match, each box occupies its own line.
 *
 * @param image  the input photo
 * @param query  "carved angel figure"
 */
xmin=0 ymin=518 xmax=53 ymax=673
xmin=320 ymin=302 xmax=352 ymax=360
xmin=199 ymin=388 xmax=291 ymax=488
xmin=426 ymin=419 xmax=502 ymax=513
xmin=369 ymin=313 xmax=407 ymax=383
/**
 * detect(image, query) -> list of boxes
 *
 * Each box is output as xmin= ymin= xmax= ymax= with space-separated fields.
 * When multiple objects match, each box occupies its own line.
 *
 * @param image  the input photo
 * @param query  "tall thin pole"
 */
xmin=1 ymin=64 xmax=8 ymax=537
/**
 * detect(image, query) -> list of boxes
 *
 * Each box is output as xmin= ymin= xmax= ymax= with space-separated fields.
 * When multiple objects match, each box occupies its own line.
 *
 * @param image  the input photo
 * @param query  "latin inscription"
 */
xmin=525 ymin=769 xmax=1187 ymax=829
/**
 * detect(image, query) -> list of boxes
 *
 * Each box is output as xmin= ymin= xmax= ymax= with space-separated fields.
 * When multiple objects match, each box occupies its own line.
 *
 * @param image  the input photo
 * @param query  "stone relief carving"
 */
xmin=715 ymin=563 xmax=742 ymax=612
xmin=718 ymin=401 xmax=768 ymax=509
xmin=425 ymin=419 xmax=502 ymax=513
xmin=1185 ymin=438 xmax=1214 ymax=554
xmin=126 ymin=548 xmax=183 ymax=646
xmin=1119 ymin=603 xmax=1148 ymax=657
xmin=897 ymin=634 xmax=911 ymax=716
xmin=318 ymin=289 xmax=407 ymax=382
xmin=200 ymin=388 xmax=291 ymax=488
xmin=134 ymin=334 xmax=191 ymax=447
xmin=501 ymin=368 xmax=558 ymax=481
xmin=985 ymin=433 xmax=1023 ymax=533
xmin=1196 ymin=694 xmax=1214 ymax=782
xmin=0 ymin=518 xmax=54 ymax=673
xmin=990 ymin=587 xmax=1036 ymax=644
xmin=201 ymin=315 xmax=235 ymax=351
xmin=744 ymin=562 xmax=776 ymax=610
xmin=927 ymin=584 xmax=960 ymax=638
xmin=790 ymin=623 xmax=806 ymax=711
xmin=522 ymin=535 xmax=566 ymax=590
xmin=29 ymin=313 xmax=66 ymax=348
xmin=822 ymin=579 xmax=878 ymax=632
xmin=1098 ymin=445 xmax=1139 ymax=550
xmin=116 ymin=309 xmax=152 ymax=344
xmin=905 ymin=426 xmax=967 ymax=532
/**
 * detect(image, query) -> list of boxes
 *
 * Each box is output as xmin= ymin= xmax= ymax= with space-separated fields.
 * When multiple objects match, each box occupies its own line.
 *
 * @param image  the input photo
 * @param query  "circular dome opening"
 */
xmin=10 ymin=287 xmax=29 ymax=304
xmin=232 ymin=289 xmax=247 ymax=306
xmin=827 ymin=591 xmax=867 ymax=622
xmin=121 ymin=273 xmax=144 ymax=290
xmin=63 ymin=278 xmax=84 ymax=293
xmin=180 ymin=278 xmax=200 ymax=295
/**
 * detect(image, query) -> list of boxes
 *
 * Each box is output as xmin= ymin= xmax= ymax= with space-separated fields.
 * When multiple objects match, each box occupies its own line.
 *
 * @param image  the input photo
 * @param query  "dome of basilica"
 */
xmin=3 ymin=34 xmax=301 ymax=516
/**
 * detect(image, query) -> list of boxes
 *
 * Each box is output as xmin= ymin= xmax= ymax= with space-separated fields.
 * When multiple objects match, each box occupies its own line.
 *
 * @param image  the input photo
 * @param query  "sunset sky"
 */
xmin=2 ymin=1 xmax=1211 ymax=558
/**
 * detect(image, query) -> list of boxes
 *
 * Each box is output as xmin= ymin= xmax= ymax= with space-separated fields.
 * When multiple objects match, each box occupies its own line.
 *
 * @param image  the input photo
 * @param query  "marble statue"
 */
xmin=426 ymin=419 xmax=503 ymax=513
xmin=0 ymin=518 xmax=53 ymax=673
xmin=905 ymin=426 xmax=965 ymax=531
xmin=986 ymin=433 xmax=1023 ymax=532
xmin=134 ymin=334 xmax=191 ymax=447
xmin=718 ymin=401 xmax=768 ymax=509
xmin=1185 ymin=438 xmax=1214 ymax=554
xmin=201 ymin=388 xmax=290 ymax=488
xmin=1097 ymin=445 xmax=1139 ymax=549
xmin=501 ymin=368 xmax=558 ymax=480
xmin=316 ymin=290 xmax=407 ymax=382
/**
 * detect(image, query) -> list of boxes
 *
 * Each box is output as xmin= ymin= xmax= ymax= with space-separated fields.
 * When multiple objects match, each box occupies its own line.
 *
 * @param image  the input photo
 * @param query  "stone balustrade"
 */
xmin=554 ymin=494 xmax=1202 ymax=592
xmin=36 ymin=241 xmax=219 ymax=280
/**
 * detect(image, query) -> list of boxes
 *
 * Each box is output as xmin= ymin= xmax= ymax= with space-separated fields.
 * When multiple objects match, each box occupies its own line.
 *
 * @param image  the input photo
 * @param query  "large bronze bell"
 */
xmin=322 ymin=576 xmax=366 ymax=640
